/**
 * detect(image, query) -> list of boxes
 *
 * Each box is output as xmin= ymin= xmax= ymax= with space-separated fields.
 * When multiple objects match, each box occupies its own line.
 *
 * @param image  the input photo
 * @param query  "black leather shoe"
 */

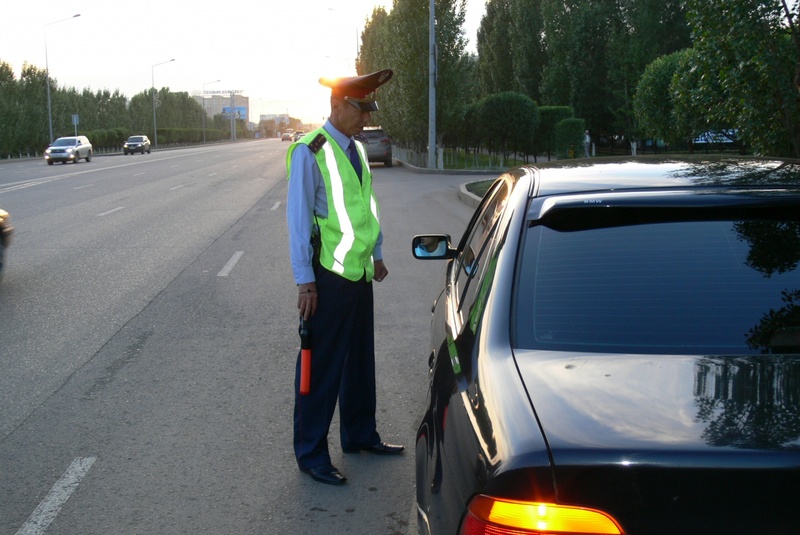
xmin=343 ymin=441 xmax=405 ymax=455
xmin=301 ymin=464 xmax=347 ymax=485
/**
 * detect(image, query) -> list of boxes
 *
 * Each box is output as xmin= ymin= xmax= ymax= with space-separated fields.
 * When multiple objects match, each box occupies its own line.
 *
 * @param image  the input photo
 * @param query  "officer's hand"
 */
xmin=374 ymin=260 xmax=388 ymax=282
xmin=297 ymin=282 xmax=317 ymax=319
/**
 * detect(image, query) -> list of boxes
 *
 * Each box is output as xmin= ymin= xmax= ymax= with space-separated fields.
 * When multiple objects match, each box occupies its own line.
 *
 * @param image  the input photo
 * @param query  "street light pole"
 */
xmin=151 ymin=58 xmax=175 ymax=150
xmin=202 ymin=79 xmax=220 ymax=144
xmin=45 ymin=14 xmax=80 ymax=144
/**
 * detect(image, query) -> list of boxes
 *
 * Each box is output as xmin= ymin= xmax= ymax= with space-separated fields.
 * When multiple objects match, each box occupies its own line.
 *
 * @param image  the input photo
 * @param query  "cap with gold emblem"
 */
xmin=319 ymin=69 xmax=393 ymax=112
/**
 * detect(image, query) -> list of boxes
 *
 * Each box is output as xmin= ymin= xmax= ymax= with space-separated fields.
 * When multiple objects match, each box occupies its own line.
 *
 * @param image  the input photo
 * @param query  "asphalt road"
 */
xmin=0 ymin=140 xmax=480 ymax=535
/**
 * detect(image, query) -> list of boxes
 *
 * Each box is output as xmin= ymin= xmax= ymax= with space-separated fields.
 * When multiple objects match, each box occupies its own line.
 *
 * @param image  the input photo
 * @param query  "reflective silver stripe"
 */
xmin=370 ymin=195 xmax=379 ymax=222
xmin=355 ymin=141 xmax=379 ymax=222
xmin=355 ymin=141 xmax=367 ymax=164
xmin=321 ymin=141 xmax=354 ymax=274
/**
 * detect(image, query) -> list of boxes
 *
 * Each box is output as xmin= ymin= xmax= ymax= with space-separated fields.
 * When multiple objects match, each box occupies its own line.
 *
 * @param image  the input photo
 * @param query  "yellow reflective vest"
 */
xmin=287 ymin=128 xmax=381 ymax=282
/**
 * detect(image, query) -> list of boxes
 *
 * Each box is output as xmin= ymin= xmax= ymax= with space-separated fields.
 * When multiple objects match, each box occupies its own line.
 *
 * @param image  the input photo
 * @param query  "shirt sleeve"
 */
xmin=373 ymin=230 xmax=383 ymax=262
xmin=286 ymin=144 xmax=323 ymax=285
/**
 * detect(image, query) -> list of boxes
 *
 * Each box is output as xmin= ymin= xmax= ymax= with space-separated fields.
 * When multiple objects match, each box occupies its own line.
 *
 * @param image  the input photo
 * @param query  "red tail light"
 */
xmin=461 ymin=495 xmax=624 ymax=535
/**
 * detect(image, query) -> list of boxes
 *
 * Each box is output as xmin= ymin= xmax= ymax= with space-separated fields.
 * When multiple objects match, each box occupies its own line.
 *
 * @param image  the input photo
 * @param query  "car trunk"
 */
xmin=515 ymin=351 xmax=800 ymax=534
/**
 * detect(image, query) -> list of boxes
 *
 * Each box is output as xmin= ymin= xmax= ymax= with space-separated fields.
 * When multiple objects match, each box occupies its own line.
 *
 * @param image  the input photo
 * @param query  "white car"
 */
xmin=45 ymin=136 xmax=93 ymax=165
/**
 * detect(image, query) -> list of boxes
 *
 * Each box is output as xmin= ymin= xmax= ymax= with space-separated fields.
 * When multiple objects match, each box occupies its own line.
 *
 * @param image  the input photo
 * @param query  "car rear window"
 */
xmin=515 ymin=219 xmax=800 ymax=354
xmin=363 ymin=130 xmax=385 ymax=139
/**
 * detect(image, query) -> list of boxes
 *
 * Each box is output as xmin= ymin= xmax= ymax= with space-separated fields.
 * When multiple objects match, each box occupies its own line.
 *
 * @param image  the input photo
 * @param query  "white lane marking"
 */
xmin=133 ymin=172 xmax=145 ymax=176
xmin=73 ymin=184 xmax=93 ymax=190
xmin=271 ymin=202 xmax=281 ymax=211
xmin=0 ymin=151 xmax=213 ymax=195
xmin=208 ymin=173 xmax=217 ymax=177
xmin=170 ymin=185 xmax=185 ymax=190
xmin=218 ymin=251 xmax=244 ymax=277
xmin=15 ymin=457 xmax=97 ymax=535
xmin=0 ymin=143 xmax=266 ymax=196
xmin=97 ymin=206 xmax=124 ymax=217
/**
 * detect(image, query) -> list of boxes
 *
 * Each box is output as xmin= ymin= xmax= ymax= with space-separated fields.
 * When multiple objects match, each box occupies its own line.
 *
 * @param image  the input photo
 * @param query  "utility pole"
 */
xmin=427 ymin=0 xmax=437 ymax=169
xmin=230 ymin=92 xmax=237 ymax=141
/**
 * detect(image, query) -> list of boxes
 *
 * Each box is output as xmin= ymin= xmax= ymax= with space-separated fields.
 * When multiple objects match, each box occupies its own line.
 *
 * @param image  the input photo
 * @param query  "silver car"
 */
xmin=361 ymin=127 xmax=392 ymax=167
xmin=44 ymin=136 xmax=93 ymax=165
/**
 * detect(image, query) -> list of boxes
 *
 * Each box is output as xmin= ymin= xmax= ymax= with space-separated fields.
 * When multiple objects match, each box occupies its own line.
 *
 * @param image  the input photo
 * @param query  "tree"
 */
xmin=477 ymin=0 xmax=514 ymax=96
xmin=358 ymin=0 xmax=471 ymax=156
xmin=634 ymin=50 xmax=688 ymax=146
xmin=357 ymin=7 xmax=391 ymax=81
xmin=433 ymin=0 xmax=471 ymax=149
xmin=539 ymin=0 xmax=576 ymax=106
xmin=681 ymin=0 xmax=800 ymax=157
xmin=128 ymin=91 xmax=152 ymax=136
xmin=0 ymin=62 xmax=17 ymax=156
xmin=509 ymin=0 xmax=546 ymax=103
xmin=18 ymin=64 xmax=49 ymax=152
xmin=539 ymin=0 xmax=690 ymax=140
xmin=359 ymin=0 xmax=428 ymax=150
xmin=606 ymin=0 xmax=691 ymax=138
xmin=476 ymin=0 xmax=545 ymax=103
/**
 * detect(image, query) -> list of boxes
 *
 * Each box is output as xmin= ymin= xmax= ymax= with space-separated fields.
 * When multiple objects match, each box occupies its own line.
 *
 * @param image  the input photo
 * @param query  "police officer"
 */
xmin=286 ymin=69 xmax=404 ymax=486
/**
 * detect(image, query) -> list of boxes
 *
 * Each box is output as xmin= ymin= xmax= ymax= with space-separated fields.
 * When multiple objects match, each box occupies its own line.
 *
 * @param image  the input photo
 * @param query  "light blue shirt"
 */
xmin=286 ymin=120 xmax=383 ymax=285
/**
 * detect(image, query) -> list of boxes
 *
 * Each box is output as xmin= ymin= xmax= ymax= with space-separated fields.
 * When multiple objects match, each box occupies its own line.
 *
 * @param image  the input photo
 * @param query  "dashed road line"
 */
xmin=97 ymin=206 xmax=124 ymax=217
xmin=218 ymin=251 xmax=244 ymax=277
xmin=15 ymin=457 xmax=97 ymax=535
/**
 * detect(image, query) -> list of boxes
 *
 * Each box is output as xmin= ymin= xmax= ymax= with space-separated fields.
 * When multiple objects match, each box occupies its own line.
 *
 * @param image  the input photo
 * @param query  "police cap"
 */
xmin=319 ymin=69 xmax=393 ymax=112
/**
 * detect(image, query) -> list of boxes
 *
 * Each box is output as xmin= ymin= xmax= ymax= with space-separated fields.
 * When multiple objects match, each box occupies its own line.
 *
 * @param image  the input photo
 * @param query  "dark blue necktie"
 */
xmin=348 ymin=140 xmax=362 ymax=179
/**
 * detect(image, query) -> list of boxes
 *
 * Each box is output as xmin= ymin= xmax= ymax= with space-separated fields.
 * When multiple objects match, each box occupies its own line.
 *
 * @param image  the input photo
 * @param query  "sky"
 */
xmin=1 ymin=0 xmax=486 ymax=125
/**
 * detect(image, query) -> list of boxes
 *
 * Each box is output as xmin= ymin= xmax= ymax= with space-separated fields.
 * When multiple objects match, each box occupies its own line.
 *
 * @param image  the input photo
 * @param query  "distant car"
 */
xmin=361 ymin=127 xmax=392 ymax=167
xmin=281 ymin=132 xmax=293 ymax=141
xmin=123 ymin=135 xmax=151 ymax=155
xmin=0 ymin=208 xmax=13 ymax=280
xmin=44 ymin=136 xmax=92 ymax=165
xmin=293 ymin=131 xmax=305 ymax=142
xmin=413 ymin=158 xmax=800 ymax=535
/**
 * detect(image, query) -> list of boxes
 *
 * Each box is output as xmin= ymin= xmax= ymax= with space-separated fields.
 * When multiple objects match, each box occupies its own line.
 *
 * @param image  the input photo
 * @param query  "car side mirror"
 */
xmin=412 ymin=234 xmax=454 ymax=260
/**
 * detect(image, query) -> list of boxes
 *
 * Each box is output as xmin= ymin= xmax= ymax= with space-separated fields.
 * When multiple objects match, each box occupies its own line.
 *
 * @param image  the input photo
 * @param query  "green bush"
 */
xmin=539 ymin=106 xmax=574 ymax=160
xmin=555 ymin=118 xmax=586 ymax=159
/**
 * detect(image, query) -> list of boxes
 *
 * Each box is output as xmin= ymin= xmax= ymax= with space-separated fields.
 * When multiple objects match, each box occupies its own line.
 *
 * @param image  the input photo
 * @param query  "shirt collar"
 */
xmin=323 ymin=120 xmax=352 ymax=151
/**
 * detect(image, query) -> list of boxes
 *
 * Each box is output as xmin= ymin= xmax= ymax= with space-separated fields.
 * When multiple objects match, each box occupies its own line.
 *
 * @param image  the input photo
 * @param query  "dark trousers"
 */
xmin=293 ymin=267 xmax=381 ymax=470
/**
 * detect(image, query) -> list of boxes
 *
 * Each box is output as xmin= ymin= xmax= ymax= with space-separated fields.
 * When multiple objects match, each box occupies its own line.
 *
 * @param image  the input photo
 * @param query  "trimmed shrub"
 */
xmin=555 ymin=118 xmax=586 ymax=158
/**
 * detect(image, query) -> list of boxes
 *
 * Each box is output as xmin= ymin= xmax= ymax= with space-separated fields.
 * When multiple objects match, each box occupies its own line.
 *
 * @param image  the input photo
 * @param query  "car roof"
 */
xmin=505 ymin=158 xmax=800 ymax=228
xmin=533 ymin=158 xmax=800 ymax=195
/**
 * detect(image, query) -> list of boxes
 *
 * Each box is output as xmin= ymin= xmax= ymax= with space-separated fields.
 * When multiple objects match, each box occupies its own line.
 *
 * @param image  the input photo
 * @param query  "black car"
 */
xmin=412 ymin=158 xmax=800 ymax=535
xmin=0 ymin=208 xmax=13 ymax=280
xmin=123 ymin=135 xmax=151 ymax=155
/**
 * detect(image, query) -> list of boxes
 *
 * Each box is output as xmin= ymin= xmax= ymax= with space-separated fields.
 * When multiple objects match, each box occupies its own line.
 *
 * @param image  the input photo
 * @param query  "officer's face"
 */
xmin=331 ymin=97 xmax=372 ymax=137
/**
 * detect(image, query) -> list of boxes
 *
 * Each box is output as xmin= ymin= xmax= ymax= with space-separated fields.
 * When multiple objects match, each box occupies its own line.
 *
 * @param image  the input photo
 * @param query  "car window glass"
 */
xmin=515 ymin=219 xmax=800 ymax=354
xmin=454 ymin=180 xmax=510 ymax=314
